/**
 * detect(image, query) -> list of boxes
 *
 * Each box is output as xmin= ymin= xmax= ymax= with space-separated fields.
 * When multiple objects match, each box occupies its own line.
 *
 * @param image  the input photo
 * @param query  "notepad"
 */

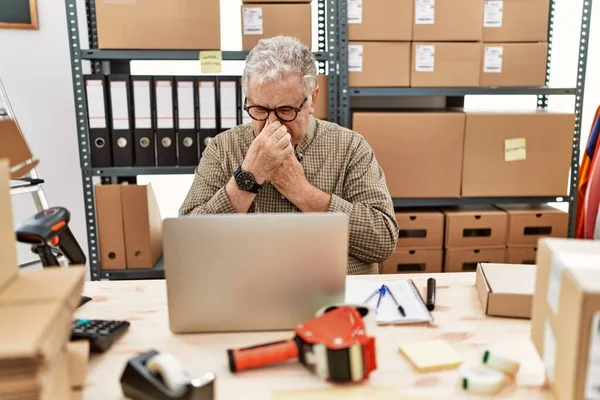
xmin=398 ymin=340 xmax=463 ymax=372
xmin=345 ymin=279 xmax=433 ymax=325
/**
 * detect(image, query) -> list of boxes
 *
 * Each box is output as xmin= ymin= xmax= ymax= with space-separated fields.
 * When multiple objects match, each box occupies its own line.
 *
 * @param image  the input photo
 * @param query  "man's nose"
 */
xmin=267 ymin=112 xmax=280 ymax=124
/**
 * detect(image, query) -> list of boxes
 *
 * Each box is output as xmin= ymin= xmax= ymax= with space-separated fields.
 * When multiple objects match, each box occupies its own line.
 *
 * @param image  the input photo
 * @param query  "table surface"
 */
xmin=76 ymin=273 xmax=551 ymax=400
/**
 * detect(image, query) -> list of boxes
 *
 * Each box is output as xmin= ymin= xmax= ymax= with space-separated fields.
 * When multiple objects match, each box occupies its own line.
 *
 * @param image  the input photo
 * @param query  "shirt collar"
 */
xmin=295 ymin=116 xmax=317 ymax=159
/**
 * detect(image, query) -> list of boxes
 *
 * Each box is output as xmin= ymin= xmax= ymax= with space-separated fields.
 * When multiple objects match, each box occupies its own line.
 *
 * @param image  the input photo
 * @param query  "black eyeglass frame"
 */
xmin=243 ymin=97 xmax=309 ymax=122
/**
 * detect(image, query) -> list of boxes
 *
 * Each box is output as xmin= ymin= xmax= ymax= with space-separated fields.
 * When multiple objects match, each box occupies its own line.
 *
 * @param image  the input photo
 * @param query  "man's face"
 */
xmin=246 ymin=73 xmax=318 ymax=145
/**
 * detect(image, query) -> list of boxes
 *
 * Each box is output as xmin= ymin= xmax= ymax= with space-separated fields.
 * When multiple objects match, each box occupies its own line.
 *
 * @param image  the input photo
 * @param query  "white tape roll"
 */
xmin=459 ymin=363 xmax=507 ymax=395
xmin=481 ymin=350 xmax=520 ymax=376
xmin=146 ymin=353 xmax=188 ymax=396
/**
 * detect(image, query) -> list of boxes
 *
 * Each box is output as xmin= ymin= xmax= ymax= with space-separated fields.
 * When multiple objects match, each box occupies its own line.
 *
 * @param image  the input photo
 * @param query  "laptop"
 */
xmin=162 ymin=213 xmax=348 ymax=333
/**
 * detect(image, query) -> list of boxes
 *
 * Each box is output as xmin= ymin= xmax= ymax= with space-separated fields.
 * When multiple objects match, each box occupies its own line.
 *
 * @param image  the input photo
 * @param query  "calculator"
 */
xmin=71 ymin=319 xmax=130 ymax=353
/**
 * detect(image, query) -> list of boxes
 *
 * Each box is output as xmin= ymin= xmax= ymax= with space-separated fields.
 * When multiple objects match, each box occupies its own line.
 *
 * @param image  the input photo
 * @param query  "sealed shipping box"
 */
xmin=476 ymin=263 xmax=536 ymax=318
xmin=461 ymin=111 xmax=575 ymax=197
xmin=353 ymin=111 xmax=465 ymax=198
xmin=444 ymin=206 xmax=508 ymax=248
xmin=348 ymin=0 xmax=413 ymax=41
xmin=498 ymin=204 xmax=569 ymax=245
xmin=241 ymin=4 xmax=311 ymax=50
xmin=395 ymin=210 xmax=444 ymax=249
xmin=95 ymin=0 xmax=220 ymax=50
xmin=482 ymin=0 xmax=550 ymax=42
xmin=445 ymin=247 xmax=507 ymax=272
xmin=411 ymin=43 xmax=482 ymax=87
xmin=381 ymin=249 xmax=443 ymax=274
xmin=349 ymin=42 xmax=411 ymax=87
xmin=412 ymin=0 xmax=483 ymax=41
xmin=480 ymin=43 xmax=548 ymax=87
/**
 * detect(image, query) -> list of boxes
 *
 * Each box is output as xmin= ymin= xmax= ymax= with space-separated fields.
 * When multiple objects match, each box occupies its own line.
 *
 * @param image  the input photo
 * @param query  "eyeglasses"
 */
xmin=243 ymin=97 xmax=308 ymax=123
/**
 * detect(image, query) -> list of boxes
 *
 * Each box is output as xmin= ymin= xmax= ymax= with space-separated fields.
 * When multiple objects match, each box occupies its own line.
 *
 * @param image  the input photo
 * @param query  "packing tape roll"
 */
xmin=481 ymin=350 xmax=520 ymax=376
xmin=459 ymin=363 xmax=507 ymax=395
xmin=314 ymin=304 xmax=376 ymax=333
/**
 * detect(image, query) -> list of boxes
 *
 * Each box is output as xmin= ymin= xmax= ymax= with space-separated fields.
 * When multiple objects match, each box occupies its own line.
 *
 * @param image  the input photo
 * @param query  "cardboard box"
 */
xmin=411 ymin=42 xmax=482 ymax=87
xmin=482 ymin=0 xmax=550 ymax=42
xmin=499 ymin=204 xmax=569 ymax=245
xmin=242 ymin=4 xmax=311 ymax=51
xmin=95 ymin=184 xmax=127 ymax=270
xmin=313 ymin=74 xmax=328 ymax=120
xmin=0 ymin=119 xmax=39 ymax=179
xmin=395 ymin=210 xmax=444 ymax=248
xmin=444 ymin=207 xmax=508 ymax=247
xmin=353 ymin=111 xmax=465 ymax=198
xmin=413 ymin=0 xmax=483 ymax=41
xmin=462 ymin=111 xmax=575 ymax=197
xmin=95 ymin=0 xmax=220 ymax=50
xmin=381 ymin=249 xmax=443 ymax=274
xmin=349 ymin=42 xmax=411 ymax=87
xmin=507 ymin=246 xmax=538 ymax=265
xmin=481 ymin=43 xmax=548 ymax=87
xmin=67 ymin=341 xmax=89 ymax=391
xmin=243 ymin=0 xmax=311 ymax=2
xmin=476 ymin=263 xmax=535 ymax=318
xmin=444 ymin=247 xmax=507 ymax=272
xmin=348 ymin=0 xmax=413 ymax=41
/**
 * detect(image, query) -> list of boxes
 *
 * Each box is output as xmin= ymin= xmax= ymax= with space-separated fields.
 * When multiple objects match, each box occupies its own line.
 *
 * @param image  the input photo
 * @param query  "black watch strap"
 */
xmin=234 ymin=167 xmax=263 ymax=194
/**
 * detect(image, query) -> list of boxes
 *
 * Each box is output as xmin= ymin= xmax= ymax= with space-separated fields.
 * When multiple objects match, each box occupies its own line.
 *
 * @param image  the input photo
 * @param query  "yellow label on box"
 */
xmin=199 ymin=51 xmax=222 ymax=74
xmin=505 ymin=138 xmax=527 ymax=162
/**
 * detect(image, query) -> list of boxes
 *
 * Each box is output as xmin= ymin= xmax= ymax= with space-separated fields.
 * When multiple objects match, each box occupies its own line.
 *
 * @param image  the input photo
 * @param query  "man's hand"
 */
xmin=271 ymin=150 xmax=306 ymax=193
xmin=242 ymin=121 xmax=292 ymax=183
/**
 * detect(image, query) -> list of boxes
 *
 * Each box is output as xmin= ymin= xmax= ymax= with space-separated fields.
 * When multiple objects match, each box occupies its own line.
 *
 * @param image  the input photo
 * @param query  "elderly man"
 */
xmin=180 ymin=36 xmax=398 ymax=274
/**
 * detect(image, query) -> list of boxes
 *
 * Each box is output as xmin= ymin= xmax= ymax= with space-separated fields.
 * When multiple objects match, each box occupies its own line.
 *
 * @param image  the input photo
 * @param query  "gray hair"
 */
xmin=242 ymin=36 xmax=317 ymax=103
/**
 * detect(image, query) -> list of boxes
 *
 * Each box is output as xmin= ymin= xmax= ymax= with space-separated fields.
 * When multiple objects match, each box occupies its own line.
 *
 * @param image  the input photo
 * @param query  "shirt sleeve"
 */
xmin=179 ymin=140 xmax=235 ymax=216
xmin=328 ymin=137 xmax=399 ymax=264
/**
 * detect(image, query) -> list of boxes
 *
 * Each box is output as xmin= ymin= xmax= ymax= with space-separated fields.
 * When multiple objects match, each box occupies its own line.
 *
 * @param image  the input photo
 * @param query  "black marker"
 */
xmin=426 ymin=278 xmax=436 ymax=311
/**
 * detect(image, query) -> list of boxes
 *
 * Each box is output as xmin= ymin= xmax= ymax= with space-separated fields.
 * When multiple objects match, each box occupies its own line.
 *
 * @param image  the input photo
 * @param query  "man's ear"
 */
xmin=308 ymin=86 xmax=319 ymax=114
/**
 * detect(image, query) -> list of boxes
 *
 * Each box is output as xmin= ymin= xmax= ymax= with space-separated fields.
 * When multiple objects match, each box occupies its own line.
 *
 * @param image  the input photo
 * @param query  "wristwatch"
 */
xmin=234 ymin=166 xmax=263 ymax=194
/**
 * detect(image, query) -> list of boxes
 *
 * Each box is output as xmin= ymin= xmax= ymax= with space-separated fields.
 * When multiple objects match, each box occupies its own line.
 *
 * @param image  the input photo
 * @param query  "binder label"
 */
xmin=484 ymin=46 xmax=504 ymax=73
xmin=110 ymin=81 xmax=129 ymax=130
xmin=348 ymin=45 xmax=363 ymax=72
xmin=133 ymin=80 xmax=151 ymax=129
xmin=415 ymin=0 xmax=435 ymax=25
xmin=177 ymin=81 xmax=196 ymax=130
xmin=243 ymin=7 xmax=263 ymax=35
xmin=348 ymin=0 xmax=362 ymax=24
xmin=415 ymin=45 xmax=435 ymax=72
xmin=199 ymin=81 xmax=217 ymax=129
xmin=484 ymin=1 xmax=504 ymax=28
xmin=86 ymin=80 xmax=106 ymax=129
xmin=156 ymin=81 xmax=174 ymax=129
xmin=220 ymin=81 xmax=238 ymax=129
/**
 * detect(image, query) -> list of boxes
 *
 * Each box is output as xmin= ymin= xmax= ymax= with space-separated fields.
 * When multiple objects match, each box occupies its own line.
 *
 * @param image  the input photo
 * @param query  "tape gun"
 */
xmin=120 ymin=350 xmax=215 ymax=400
xmin=227 ymin=305 xmax=376 ymax=382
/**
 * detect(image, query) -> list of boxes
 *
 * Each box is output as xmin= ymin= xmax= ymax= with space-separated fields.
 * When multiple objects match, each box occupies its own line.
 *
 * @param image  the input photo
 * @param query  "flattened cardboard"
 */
xmin=481 ymin=43 xmax=548 ymax=87
xmin=121 ymin=184 xmax=163 ymax=269
xmin=476 ymin=263 xmax=535 ymax=318
xmin=444 ymin=207 xmax=508 ymax=247
xmin=499 ymin=204 xmax=569 ymax=245
xmin=507 ymin=246 xmax=538 ymax=265
xmin=395 ymin=211 xmax=444 ymax=248
xmin=349 ymin=42 xmax=411 ymax=87
xmin=95 ymin=184 xmax=127 ymax=270
xmin=241 ymin=4 xmax=311 ymax=50
xmin=381 ymin=249 xmax=443 ymax=274
xmin=462 ymin=111 xmax=575 ymax=197
xmin=95 ymin=0 xmax=220 ymax=50
xmin=313 ymin=74 xmax=328 ymax=120
xmin=482 ymin=0 xmax=550 ymax=43
xmin=0 ymin=159 xmax=17 ymax=290
xmin=411 ymin=42 xmax=482 ymax=87
xmin=412 ymin=0 xmax=483 ymax=41
xmin=348 ymin=0 xmax=413 ymax=41
xmin=353 ymin=111 xmax=465 ymax=198
xmin=444 ymin=247 xmax=507 ymax=273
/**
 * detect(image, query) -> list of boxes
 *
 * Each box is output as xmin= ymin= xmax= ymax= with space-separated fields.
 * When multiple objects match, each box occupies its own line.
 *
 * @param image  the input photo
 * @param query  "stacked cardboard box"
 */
xmin=382 ymin=210 xmax=444 ymax=274
xmin=531 ymin=239 xmax=600 ymax=400
xmin=241 ymin=0 xmax=312 ymax=51
xmin=443 ymin=207 xmax=507 ymax=272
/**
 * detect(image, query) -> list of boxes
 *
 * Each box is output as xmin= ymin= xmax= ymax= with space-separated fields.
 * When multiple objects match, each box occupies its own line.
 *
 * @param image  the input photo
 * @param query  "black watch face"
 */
xmin=236 ymin=171 xmax=255 ymax=191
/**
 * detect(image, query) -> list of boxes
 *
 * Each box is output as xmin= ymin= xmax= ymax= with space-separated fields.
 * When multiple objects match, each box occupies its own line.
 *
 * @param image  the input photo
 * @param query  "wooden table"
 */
xmin=77 ymin=273 xmax=551 ymax=399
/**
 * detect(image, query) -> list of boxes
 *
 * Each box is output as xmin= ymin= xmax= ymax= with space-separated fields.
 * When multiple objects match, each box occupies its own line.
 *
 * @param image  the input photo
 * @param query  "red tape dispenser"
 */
xmin=227 ymin=305 xmax=376 ymax=382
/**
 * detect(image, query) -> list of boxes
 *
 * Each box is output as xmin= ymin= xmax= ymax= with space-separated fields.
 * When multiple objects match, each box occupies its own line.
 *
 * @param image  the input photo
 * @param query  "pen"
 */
xmin=363 ymin=286 xmax=381 ymax=304
xmin=384 ymin=285 xmax=406 ymax=317
xmin=426 ymin=278 xmax=436 ymax=311
xmin=376 ymin=285 xmax=385 ymax=311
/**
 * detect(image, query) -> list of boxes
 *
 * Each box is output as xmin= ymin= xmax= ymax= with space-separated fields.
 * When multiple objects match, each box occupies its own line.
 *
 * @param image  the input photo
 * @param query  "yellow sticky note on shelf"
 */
xmin=504 ymin=138 xmax=527 ymax=162
xmin=273 ymin=386 xmax=409 ymax=400
xmin=398 ymin=339 xmax=463 ymax=372
xmin=199 ymin=51 xmax=222 ymax=73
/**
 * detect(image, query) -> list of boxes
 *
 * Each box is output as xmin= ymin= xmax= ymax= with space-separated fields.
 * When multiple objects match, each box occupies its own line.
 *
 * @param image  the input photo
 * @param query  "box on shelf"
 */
xmin=482 ymin=0 xmax=550 ymax=43
xmin=395 ymin=210 xmax=445 ymax=248
xmin=313 ymin=74 xmax=328 ymax=120
xmin=349 ymin=42 xmax=411 ymax=87
xmin=507 ymin=246 xmax=538 ymax=265
xmin=352 ymin=111 xmax=465 ymax=198
xmin=95 ymin=0 xmax=220 ymax=50
xmin=95 ymin=184 xmax=127 ymax=270
xmin=241 ymin=4 xmax=311 ymax=51
xmin=444 ymin=247 xmax=507 ymax=273
xmin=498 ymin=204 xmax=569 ymax=245
xmin=444 ymin=206 xmax=508 ymax=248
xmin=348 ymin=0 xmax=413 ymax=41
xmin=411 ymin=42 xmax=482 ymax=87
xmin=461 ymin=111 xmax=575 ymax=197
xmin=476 ymin=263 xmax=536 ymax=318
xmin=480 ymin=43 xmax=548 ymax=87
xmin=381 ymin=249 xmax=443 ymax=274
xmin=412 ymin=0 xmax=483 ymax=41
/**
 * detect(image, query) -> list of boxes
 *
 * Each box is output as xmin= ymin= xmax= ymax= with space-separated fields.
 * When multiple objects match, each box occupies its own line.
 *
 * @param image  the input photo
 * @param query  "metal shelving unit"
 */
xmin=81 ymin=49 xmax=334 ymax=62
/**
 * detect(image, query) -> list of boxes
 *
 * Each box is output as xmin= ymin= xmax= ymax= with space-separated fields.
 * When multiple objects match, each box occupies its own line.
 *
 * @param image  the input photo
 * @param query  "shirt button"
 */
xmin=281 ymin=195 xmax=285 ymax=200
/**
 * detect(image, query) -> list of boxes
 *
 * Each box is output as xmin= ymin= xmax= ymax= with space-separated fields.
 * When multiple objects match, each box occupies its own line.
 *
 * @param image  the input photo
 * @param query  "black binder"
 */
xmin=154 ymin=76 xmax=177 ymax=166
xmin=197 ymin=76 xmax=219 ymax=156
xmin=217 ymin=76 xmax=242 ymax=133
xmin=84 ymin=75 xmax=112 ymax=167
xmin=108 ymin=75 xmax=134 ymax=167
xmin=175 ymin=76 xmax=199 ymax=166
xmin=131 ymin=76 xmax=156 ymax=167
